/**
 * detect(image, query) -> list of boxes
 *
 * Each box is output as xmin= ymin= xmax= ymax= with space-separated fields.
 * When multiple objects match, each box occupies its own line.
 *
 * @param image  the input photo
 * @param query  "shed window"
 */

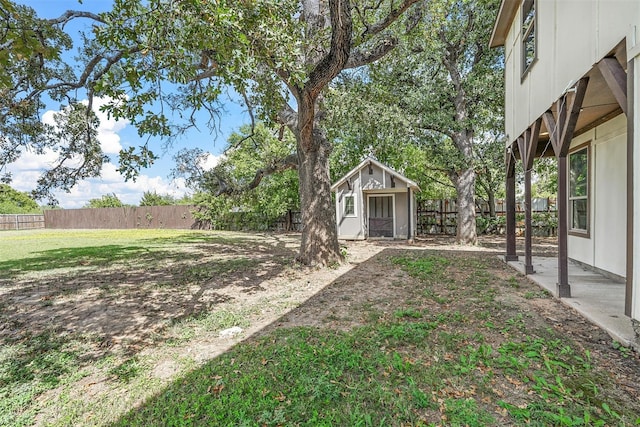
xmin=344 ymin=195 xmax=356 ymax=217
xmin=521 ymin=0 xmax=536 ymax=76
xmin=569 ymin=145 xmax=589 ymax=235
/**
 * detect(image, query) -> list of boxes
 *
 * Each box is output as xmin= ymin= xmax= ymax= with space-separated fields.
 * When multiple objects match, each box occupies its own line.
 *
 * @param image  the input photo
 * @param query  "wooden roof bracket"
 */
xmin=542 ymin=77 xmax=590 ymax=157
xmin=505 ymin=141 xmax=517 ymax=178
xmin=597 ymin=57 xmax=628 ymax=116
xmin=517 ymin=118 xmax=542 ymax=170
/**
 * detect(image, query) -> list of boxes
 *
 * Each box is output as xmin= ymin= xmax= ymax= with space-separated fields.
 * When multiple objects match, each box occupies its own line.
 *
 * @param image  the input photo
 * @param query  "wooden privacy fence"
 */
xmin=37 ymin=200 xmax=556 ymax=235
xmin=0 ymin=214 xmax=45 ymax=230
xmin=44 ymin=205 xmax=202 ymax=229
xmin=416 ymin=198 xmax=557 ymax=236
xmin=206 ymin=209 xmax=302 ymax=232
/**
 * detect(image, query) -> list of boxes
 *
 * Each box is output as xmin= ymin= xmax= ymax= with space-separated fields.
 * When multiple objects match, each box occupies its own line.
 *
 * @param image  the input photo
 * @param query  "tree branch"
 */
xmin=304 ymin=0 xmax=352 ymax=98
xmin=422 ymin=170 xmax=456 ymax=190
xmin=345 ymin=36 xmax=397 ymax=69
xmin=278 ymin=103 xmax=299 ymax=132
xmin=414 ymin=119 xmax=452 ymax=139
xmin=216 ymin=153 xmax=299 ymax=196
xmin=358 ymin=0 xmax=421 ymax=39
xmin=19 ymin=46 xmax=141 ymax=110
xmin=47 ymin=10 xmax=106 ymax=27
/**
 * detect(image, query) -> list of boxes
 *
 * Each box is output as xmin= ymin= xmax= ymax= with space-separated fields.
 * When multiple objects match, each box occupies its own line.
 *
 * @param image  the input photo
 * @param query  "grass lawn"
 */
xmin=1 ymin=230 xmax=639 ymax=426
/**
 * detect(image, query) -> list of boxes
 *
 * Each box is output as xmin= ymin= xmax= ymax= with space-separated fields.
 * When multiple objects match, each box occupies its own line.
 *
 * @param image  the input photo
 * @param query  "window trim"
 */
xmin=344 ymin=194 xmax=357 ymax=218
xmin=568 ymin=142 xmax=590 ymax=238
xmin=521 ymin=0 xmax=537 ymax=79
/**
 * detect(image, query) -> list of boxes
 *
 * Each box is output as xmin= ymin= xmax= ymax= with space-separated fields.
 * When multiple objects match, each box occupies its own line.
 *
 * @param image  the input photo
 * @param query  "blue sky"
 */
xmin=8 ymin=0 xmax=250 ymax=207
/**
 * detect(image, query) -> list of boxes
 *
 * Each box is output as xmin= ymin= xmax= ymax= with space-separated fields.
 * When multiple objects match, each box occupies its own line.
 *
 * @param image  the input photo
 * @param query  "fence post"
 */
xmin=15 ymin=215 xmax=19 ymax=230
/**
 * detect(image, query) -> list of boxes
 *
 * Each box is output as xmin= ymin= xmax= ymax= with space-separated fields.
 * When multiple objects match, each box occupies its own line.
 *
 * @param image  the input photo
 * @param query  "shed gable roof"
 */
xmin=331 ymin=157 xmax=420 ymax=191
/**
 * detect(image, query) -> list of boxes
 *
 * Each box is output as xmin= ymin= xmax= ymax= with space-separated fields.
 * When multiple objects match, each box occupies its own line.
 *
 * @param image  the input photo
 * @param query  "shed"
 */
xmin=331 ymin=157 xmax=419 ymax=240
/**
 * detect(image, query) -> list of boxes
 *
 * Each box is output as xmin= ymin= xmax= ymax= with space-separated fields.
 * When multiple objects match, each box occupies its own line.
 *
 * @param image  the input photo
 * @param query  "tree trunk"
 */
xmin=296 ymin=126 xmax=342 ymax=266
xmin=487 ymin=187 xmax=496 ymax=218
xmin=454 ymin=166 xmax=477 ymax=245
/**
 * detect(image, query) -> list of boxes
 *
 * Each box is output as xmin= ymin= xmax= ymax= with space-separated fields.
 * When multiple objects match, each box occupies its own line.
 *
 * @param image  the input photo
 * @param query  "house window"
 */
xmin=521 ymin=0 xmax=536 ymax=76
xmin=569 ymin=145 xmax=589 ymax=235
xmin=344 ymin=195 xmax=356 ymax=217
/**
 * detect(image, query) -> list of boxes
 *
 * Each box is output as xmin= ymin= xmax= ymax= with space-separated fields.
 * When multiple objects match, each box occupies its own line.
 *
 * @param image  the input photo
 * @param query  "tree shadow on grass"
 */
xmin=0 ymin=330 xmax=82 ymax=427
xmin=0 ymin=233 xmax=298 ymax=353
xmin=108 ymin=248 xmax=420 ymax=426
xmin=0 ymin=231 xmax=303 ymax=426
xmin=0 ymin=245 xmax=151 ymax=278
xmin=108 ymin=246 xmax=640 ymax=427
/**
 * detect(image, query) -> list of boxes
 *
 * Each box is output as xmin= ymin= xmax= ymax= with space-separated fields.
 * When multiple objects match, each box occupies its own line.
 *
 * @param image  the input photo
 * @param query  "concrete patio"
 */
xmin=506 ymin=256 xmax=639 ymax=350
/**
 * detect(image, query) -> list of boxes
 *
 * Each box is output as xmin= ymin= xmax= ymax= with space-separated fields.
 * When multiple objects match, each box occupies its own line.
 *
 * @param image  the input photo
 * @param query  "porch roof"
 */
xmin=511 ymin=40 xmax=627 ymax=159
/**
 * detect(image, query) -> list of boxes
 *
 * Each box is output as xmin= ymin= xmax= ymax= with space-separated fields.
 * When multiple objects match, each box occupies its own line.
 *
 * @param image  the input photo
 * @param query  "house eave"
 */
xmin=489 ymin=0 xmax=519 ymax=48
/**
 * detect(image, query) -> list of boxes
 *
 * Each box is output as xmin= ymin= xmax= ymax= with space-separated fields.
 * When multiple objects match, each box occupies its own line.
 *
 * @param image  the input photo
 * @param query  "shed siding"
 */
xmin=395 ymin=192 xmax=408 ymax=238
xmin=332 ymin=157 xmax=418 ymax=240
xmin=362 ymin=164 xmax=384 ymax=190
xmin=336 ymin=180 xmax=365 ymax=239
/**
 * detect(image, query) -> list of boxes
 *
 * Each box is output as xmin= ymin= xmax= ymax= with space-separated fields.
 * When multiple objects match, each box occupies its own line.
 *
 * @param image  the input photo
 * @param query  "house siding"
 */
xmin=632 ymin=54 xmax=640 ymax=319
xmin=593 ymin=115 xmax=627 ymax=277
xmin=504 ymin=0 xmax=639 ymax=143
xmin=568 ymin=114 xmax=627 ymax=277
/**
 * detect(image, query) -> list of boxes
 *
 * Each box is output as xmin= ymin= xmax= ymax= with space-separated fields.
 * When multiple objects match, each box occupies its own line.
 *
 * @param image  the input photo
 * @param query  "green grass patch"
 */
xmin=391 ymin=255 xmax=449 ymax=280
xmin=3 ymin=242 xmax=640 ymax=426
xmin=0 ymin=332 xmax=84 ymax=427
xmin=0 ymin=229 xmax=220 ymax=277
xmin=114 ymin=316 xmax=638 ymax=426
xmin=0 ymin=229 xmax=281 ymax=425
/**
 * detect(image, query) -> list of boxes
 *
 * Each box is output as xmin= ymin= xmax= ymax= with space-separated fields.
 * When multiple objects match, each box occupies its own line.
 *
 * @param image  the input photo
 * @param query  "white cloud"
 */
xmin=199 ymin=152 xmax=224 ymax=171
xmin=51 ymin=163 xmax=190 ymax=208
xmin=4 ymin=97 xmax=199 ymax=208
xmin=86 ymin=96 xmax=128 ymax=154
xmin=40 ymin=97 xmax=128 ymax=155
xmin=10 ymin=147 xmax=58 ymax=171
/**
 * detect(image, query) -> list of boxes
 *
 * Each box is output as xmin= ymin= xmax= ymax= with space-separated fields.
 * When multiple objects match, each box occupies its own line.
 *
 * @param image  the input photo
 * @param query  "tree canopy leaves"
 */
xmin=0 ymin=184 xmax=41 ymax=213
xmin=179 ymin=122 xmax=300 ymax=228
xmin=327 ymin=0 xmax=504 ymax=241
xmin=84 ymin=193 xmax=124 ymax=208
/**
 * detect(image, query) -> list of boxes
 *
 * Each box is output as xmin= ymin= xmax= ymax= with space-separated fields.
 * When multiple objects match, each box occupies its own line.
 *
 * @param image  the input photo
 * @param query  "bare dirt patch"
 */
xmin=2 ymin=232 xmax=639 ymax=425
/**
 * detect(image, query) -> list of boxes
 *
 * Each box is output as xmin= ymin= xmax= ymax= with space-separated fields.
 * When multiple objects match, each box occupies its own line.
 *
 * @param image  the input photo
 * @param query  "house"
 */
xmin=331 ymin=157 xmax=419 ymax=240
xmin=490 ymin=1 xmax=640 ymax=325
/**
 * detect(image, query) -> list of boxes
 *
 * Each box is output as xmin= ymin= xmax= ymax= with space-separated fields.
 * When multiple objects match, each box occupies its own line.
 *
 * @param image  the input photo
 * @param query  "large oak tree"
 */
xmin=326 ymin=0 xmax=503 ymax=244
xmin=1 ymin=0 xmax=423 ymax=265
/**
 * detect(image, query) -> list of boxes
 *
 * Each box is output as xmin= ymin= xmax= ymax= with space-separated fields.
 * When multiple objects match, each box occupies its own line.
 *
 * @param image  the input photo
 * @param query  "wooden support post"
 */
xmin=522 ymin=156 xmax=534 ymax=274
xmin=407 ymin=188 xmax=412 ymax=241
xmin=541 ymin=77 xmax=589 ymax=298
xmin=626 ymin=59 xmax=634 ymax=316
xmin=557 ymin=155 xmax=571 ymax=296
xmin=598 ymin=57 xmax=628 ymax=116
xmin=505 ymin=146 xmax=518 ymax=261
xmin=517 ymin=119 xmax=541 ymax=274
